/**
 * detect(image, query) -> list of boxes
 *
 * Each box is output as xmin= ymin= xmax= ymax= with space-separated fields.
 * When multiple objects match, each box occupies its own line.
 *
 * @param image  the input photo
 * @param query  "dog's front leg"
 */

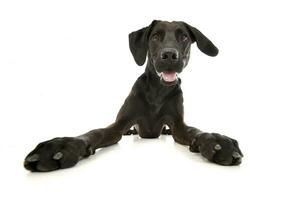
xmin=24 ymin=119 xmax=132 ymax=172
xmin=171 ymin=121 xmax=243 ymax=166
xmin=78 ymin=119 xmax=132 ymax=150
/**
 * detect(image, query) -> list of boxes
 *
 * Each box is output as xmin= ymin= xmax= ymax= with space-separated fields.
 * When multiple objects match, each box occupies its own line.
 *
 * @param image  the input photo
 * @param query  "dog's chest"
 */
xmin=145 ymin=85 xmax=172 ymax=112
xmin=136 ymin=114 xmax=166 ymax=138
xmin=146 ymin=89 xmax=167 ymax=107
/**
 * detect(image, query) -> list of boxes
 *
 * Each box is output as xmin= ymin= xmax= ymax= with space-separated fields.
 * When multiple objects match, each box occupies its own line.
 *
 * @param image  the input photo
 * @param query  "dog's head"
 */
xmin=129 ymin=20 xmax=219 ymax=86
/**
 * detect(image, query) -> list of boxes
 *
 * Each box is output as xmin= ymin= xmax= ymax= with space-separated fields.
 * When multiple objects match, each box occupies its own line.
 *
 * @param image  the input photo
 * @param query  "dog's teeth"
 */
xmin=26 ymin=154 xmax=39 ymax=162
xmin=53 ymin=152 xmax=63 ymax=160
xmin=156 ymin=71 xmax=162 ymax=77
xmin=88 ymin=147 xmax=95 ymax=155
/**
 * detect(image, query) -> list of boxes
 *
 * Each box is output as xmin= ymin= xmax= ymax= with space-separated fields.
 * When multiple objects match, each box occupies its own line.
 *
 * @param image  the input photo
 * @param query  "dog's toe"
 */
xmin=53 ymin=152 xmax=64 ymax=160
xmin=25 ymin=154 xmax=40 ymax=162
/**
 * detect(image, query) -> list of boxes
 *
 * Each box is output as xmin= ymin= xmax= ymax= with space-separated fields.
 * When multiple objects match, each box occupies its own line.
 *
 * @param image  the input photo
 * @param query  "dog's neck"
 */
xmin=142 ymin=61 xmax=181 ymax=107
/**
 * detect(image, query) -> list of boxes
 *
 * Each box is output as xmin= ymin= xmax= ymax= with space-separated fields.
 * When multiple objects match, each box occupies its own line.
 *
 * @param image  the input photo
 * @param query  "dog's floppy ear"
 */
xmin=129 ymin=20 xmax=159 ymax=66
xmin=182 ymin=22 xmax=219 ymax=57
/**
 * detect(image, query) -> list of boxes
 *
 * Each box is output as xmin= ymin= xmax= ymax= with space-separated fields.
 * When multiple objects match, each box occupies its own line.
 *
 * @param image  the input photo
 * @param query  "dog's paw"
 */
xmin=189 ymin=133 xmax=243 ymax=166
xmin=24 ymin=137 xmax=91 ymax=172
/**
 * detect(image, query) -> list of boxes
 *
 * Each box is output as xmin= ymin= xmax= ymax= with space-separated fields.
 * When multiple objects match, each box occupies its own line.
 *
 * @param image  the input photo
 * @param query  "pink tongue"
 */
xmin=161 ymin=72 xmax=177 ymax=82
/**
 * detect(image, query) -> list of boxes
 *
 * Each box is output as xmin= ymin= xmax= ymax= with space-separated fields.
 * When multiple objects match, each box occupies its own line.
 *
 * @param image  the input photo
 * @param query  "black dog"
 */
xmin=24 ymin=20 xmax=243 ymax=172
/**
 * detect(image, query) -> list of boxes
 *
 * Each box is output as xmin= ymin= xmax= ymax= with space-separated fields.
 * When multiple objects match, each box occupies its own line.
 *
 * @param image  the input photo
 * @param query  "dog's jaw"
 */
xmin=147 ymin=57 xmax=181 ymax=87
xmin=156 ymin=70 xmax=179 ymax=86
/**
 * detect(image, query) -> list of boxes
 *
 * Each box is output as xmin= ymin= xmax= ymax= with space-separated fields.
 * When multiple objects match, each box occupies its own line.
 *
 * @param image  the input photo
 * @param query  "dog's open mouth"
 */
xmin=157 ymin=71 xmax=179 ymax=86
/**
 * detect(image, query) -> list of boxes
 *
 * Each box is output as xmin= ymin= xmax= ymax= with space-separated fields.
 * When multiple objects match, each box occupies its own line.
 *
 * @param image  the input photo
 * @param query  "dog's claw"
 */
xmin=26 ymin=154 xmax=39 ymax=162
xmin=88 ymin=147 xmax=95 ymax=155
xmin=214 ymin=144 xmax=222 ymax=151
xmin=232 ymin=152 xmax=241 ymax=158
xmin=53 ymin=152 xmax=63 ymax=160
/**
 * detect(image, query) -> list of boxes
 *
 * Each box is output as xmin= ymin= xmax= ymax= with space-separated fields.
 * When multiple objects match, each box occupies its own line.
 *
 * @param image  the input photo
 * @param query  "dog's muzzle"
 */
xmin=152 ymin=48 xmax=184 ymax=86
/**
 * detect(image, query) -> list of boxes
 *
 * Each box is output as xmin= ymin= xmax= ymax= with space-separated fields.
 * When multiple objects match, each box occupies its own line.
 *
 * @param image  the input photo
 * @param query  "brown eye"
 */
xmin=181 ymin=34 xmax=188 ymax=42
xmin=151 ymin=34 xmax=160 ymax=41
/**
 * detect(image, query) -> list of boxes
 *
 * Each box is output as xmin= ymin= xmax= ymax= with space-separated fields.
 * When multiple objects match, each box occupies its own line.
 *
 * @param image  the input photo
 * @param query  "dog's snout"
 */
xmin=160 ymin=48 xmax=179 ymax=61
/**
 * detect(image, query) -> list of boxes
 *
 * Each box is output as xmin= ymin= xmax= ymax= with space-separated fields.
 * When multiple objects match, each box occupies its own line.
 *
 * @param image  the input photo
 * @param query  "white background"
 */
xmin=0 ymin=0 xmax=299 ymax=199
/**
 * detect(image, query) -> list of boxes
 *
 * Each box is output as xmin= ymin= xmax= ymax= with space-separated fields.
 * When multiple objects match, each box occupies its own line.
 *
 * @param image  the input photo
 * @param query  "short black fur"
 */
xmin=24 ymin=20 xmax=243 ymax=172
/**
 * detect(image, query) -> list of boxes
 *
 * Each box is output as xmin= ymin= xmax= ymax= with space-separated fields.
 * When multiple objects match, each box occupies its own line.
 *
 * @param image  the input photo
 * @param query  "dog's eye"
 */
xmin=181 ymin=34 xmax=188 ymax=42
xmin=151 ymin=34 xmax=160 ymax=41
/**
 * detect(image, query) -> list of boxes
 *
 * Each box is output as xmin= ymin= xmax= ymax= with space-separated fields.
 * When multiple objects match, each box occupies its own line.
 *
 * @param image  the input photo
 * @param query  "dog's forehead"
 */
xmin=152 ymin=21 xmax=184 ymax=32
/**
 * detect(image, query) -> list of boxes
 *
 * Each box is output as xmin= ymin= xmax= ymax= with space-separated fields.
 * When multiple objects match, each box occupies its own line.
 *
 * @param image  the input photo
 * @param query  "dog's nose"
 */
xmin=160 ymin=48 xmax=179 ymax=61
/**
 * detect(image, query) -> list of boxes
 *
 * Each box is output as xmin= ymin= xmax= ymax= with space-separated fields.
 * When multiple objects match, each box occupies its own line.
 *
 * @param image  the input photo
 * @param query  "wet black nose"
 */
xmin=160 ymin=48 xmax=179 ymax=61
